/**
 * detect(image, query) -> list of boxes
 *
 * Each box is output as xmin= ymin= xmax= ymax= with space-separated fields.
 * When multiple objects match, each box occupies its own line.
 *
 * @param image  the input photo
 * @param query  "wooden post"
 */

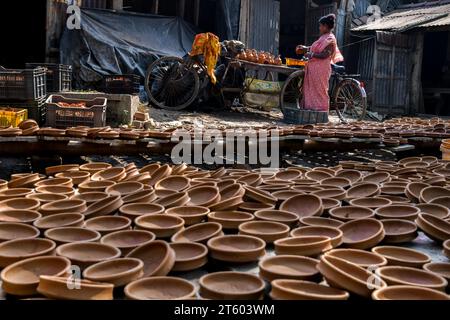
xmin=112 ymin=0 xmax=123 ymax=10
xmin=411 ymin=32 xmax=424 ymax=114
xmin=151 ymin=0 xmax=159 ymax=14
xmin=194 ymin=0 xmax=200 ymax=26
xmin=177 ymin=0 xmax=186 ymax=17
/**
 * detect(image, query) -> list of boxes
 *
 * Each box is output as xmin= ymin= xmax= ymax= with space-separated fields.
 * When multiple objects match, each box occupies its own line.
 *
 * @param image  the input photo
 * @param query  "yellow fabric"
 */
xmin=190 ymin=33 xmax=221 ymax=84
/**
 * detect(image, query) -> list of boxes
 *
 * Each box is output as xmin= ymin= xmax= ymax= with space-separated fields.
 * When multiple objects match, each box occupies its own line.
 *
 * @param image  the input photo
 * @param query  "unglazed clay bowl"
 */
xmin=372 ymin=285 xmax=450 ymax=300
xmin=80 ymin=162 xmax=112 ymax=175
xmin=105 ymin=181 xmax=144 ymax=197
xmin=122 ymin=189 xmax=157 ymax=204
xmin=0 ymin=256 xmax=71 ymax=296
xmin=7 ymin=173 xmax=40 ymax=189
xmin=375 ymin=205 xmax=420 ymax=221
xmin=416 ymin=203 xmax=450 ymax=219
xmin=71 ymin=192 xmax=109 ymax=206
xmin=406 ymin=182 xmax=429 ymax=202
xmin=118 ymin=203 xmax=164 ymax=220
xmin=415 ymin=213 xmax=450 ymax=242
xmin=155 ymin=192 xmax=190 ymax=209
xmin=375 ymin=266 xmax=447 ymax=291
xmin=39 ymin=199 xmax=87 ymax=216
xmin=33 ymin=213 xmax=84 ymax=231
xmin=125 ymin=276 xmax=196 ymax=300
xmin=83 ymin=258 xmax=144 ymax=287
xmin=348 ymin=197 xmax=392 ymax=209
xmin=335 ymin=169 xmax=362 ymax=184
xmin=0 ymin=188 xmax=34 ymax=201
xmin=329 ymin=206 xmax=375 ymax=222
xmin=299 ymin=216 xmax=343 ymax=228
xmin=84 ymin=216 xmax=132 ymax=235
xmin=25 ymin=193 xmax=68 ymax=205
xmin=45 ymin=164 xmax=79 ymax=176
xmin=0 ymin=222 xmax=40 ymax=242
xmin=259 ymin=255 xmax=319 ymax=282
xmin=243 ymin=186 xmax=277 ymax=205
xmin=239 ymin=202 xmax=275 ymax=212
xmin=280 ymin=194 xmax=323 ymax=218
xmin=186 ymin=186 xmax=220 ymax=207
xmin=155 ymin=175 xmax=190 ymax=192
xmin=312 ymin=188 xmax=346 ymax=201
xmin=84 ymin=194 xmax=124 ymax=218
xmin=91 ymin=167 xmax=126 ymax=182
xmin=345 ymin=182 xmax=380 ymax=199
xmin=78 ymin=180 xmax=116 ymax=193
xmin=423 ymin=262 xmax=450 ymax=285
xmin=339 ymin=218 xmax=385 ymax=250
xmin=274 ymin=236 xmax=332 ymax=257
xmin=55 ymin=171 xmax=90 ymax=186
xmin=135 ymin=214 xmax=184 ymax=238
xmin=44 ymin=227 xmax=101 ymax=245
xmin=0 ymin=198 xmax=40 ymax=211
xmin=238 ymin=221 xmax=290 ymax=243
xmin=290 ymin=226 xmax=343 ymax=248
xmin=35 ymin=186 xmax=75 ymax=198
xmin=207 ymin=210 xmax=254 ymax=229
xmin=420 ymin=186 xmax=450 ymax=203
xmin=254 ymin=210 xmax=299 ymax=228
xmin=207 ymin=235 xmax=265 ymax=263
xmin=100 ymin=230 xmax=156 ymax=256
xmin=37 ymin=275 xmax=113 ymax=300
xmin=199 ymin=271 xmax=265 ymax=300
xmin=126 ymin=240 xmax=175 ymax=277
xmin=361 ymin=172 xmax=390 ymax=184
xmin=171 ymin=222 xmax=223 ymax=243
xmin=166 ymin=206 xmax=210 ymax=225
xmin=0 ymin=238 xmax=56 ymax=267
xmin=325 ymin=248 xmax=387 ymax=268
xmin=372 ymin=246 xmax=431 ymax=268
xmin=380 ymin=219 xmax=418 ymax=243
xmin=0 ymin=210 xmax=41 ymax=225
xmin=270 ymin=279 xmax=349 ymax=300
xmin=317 ymin=254 xmax=386 ymax=297
xmin=35 ymin=178 xmax=73 ymax=188
xmin=56 ymin=242 xmax=121 ymax=270
xmin=170 ymin=242 xmax=208 ymax=272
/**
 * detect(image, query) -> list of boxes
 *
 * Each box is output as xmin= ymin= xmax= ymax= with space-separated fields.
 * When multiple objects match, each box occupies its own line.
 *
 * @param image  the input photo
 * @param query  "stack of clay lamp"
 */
xmin=1 ymin=117 xmax=450 ymax=146
xmin=0 ymin=157 xmax=450 ymax=300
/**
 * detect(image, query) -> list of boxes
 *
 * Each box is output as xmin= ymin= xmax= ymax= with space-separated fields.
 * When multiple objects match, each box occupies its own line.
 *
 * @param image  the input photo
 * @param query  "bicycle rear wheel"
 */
xmin=145 ymin=56 xmax=200 ymax=111
xmin=332 ymin=78 xmax=367 ymax=121
xmin=280 ymin=70 xmax=305 ymax=113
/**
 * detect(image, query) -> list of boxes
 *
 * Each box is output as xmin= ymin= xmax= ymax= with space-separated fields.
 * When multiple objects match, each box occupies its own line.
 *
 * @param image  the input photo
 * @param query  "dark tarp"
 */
xmin=60 ymin=8 xmax=198 ymax=88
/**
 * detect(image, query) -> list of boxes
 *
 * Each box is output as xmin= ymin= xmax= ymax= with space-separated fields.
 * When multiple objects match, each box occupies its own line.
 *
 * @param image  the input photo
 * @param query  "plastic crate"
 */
xmin=0 ymin=108 xmax=28 ymax=127
xmin=26 ymin=63 xmax=72 ymax=92
xmin=282 ymin=106 xmax=328 ymax=124
xmin=45 ymin=95 xmax=107 ymax=128
xmin=103 ymin=74 xmax=140 ymax=94
xmin=0 ymin=66 xmax=46 ymax=100
xmin=4 ymin=98 xmax=46 ymax=125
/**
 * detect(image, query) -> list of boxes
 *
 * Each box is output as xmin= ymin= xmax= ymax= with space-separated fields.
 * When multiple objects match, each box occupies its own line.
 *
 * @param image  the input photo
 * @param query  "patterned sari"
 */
xmin=302 ymin=32 xmax=343 ymax=112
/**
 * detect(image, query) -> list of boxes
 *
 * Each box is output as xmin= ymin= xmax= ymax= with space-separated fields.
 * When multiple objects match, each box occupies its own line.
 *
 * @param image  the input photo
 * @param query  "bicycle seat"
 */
xmin=332 ymin=64 xmax=346 ymax=74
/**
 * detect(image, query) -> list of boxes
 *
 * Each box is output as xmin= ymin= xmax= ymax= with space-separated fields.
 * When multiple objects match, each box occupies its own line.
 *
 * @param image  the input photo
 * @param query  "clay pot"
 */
xmin=375 ymin=266 xmax=447 ymax=291
xmin=405 ymin=182 xmax=429 ymax=202
xmin=415 ymin=213 xmax=450 ymax=242
xmin=372 ymin=246 xmax=431 ymax=268
xmin=186 ymin=186 xmax=220 ymax=208
xmin=0 ymin=198 xmax=40 ymax=211
xmin=239 ymin=202 xmax=275 ymax=212
xmin=171 ymin=222 xmax=223 ymax=244
xmin=91 ymin=167 xmax=126 ymax=182
xmin=44 ymin=227 xmax=101 ymax=245
xmin=125 ymin=276 xmax=196 ymax=300
xmin=417 ymin=203 xmax=450 ymax=219
xmin=0 ymin=222 xmax=40 ymax=242
xmin=0 ymin=256 xmax=71 ymax=296
xmin=326 ymin=248 xmax=387 ymax=268
xmin=56 ymin=242 xmax=121 ymax=270
xmin=254 ymin=209 xmax=299 ymax=227
xmin=239 ymin=221 xmax=290 ymax=243
xmin=33 ymin=213 xmax=84 ymax=231
xmin=299 ymin=216 xmax=343 ymax=228
xmin=37 ymin=275 xmax=113 ymax=300
xmin=329 ymin=206 xmax=375 ymax=222
xmin=154 ymin=175 xmax=190 ymax=192
xmin=0 ymin=210 xmax=41 ymax=224
xmin=26 ymin=193 xmax=68 ymax=205
xmin=105 ymin=181 xmax=144 ymax=197
xmin=349 ymin=197 xmax=392 ymax=209
xmin=83 ymin=258 xmax=144 ymax=287
xmin=119 ymin=203 xmax=164 ymax=220
xmin=44 ymin=164 xmax=79 ymax=176
xmin=85 ymin=216 xmax=132 ymax=235
xmin=155 ymin=192 xmax=190 ymax=208
xmin=339 ymin=218 xmax=385 ymax=250
xmin=335 ymin=170 xmax=362 ymax=184
xmin=362 ymin=172 xmax=390 ymax=184
xmin=135 ymin=214 xmax=184 ymax=238
xmin=259 ymin=255 xmax=319 ymax=282
xmin=270 ymin=279 xmax=349 ymax=300
xmin=146 ymin=164 xmax=173 ymax=186
xmin=126 ymin=240 xmax=175 ymax=277
xmin=346 ymin=183 xmax=380 ymax=199
xmin=166 ymin=206 xmax=209 ymax=225
xmin=122 ymin=189 xmax=157 ymax=204
xmin=243 ymin=185 xmax=277 ymax=205
xmin=372 ymin=285 xmax=450 ymax=300
xmin=199 ymin=272 xmax=265 ymax=300
xmin=0 ymin=188 xmax=34 ymax=201
xmin=71 ymin=192 xmax=109 ymax=206
xmin=78 ymin=180 xmax=116 ymax=193
xmin=35 ymin=186 xmax=75 ymax=198
xmin=420 ymin=186 xmax=450 ymax=203
xmin=290 ymin=226 xmax=343 ymax=248
xmin=423 ymin=262 xmax=450 ymax=285
xmin=381 ymin=219 xmax=418 ymax=243
xmin=100 ymin=230 xmax=155 ymax=256
xmin=0 ymin=238 xmax=56 ymax=267
xmin=274 ymin=236 xmax=332 ymax=257
xmin=207 ymin=235 xmax=265 ymax=263
xmin=317 ymin=254 xmax=386 ymax=297
xmin=280 ymin=194 xmax=323 ymax=218
xmin=55 ymin=171 xmax=90 ymax=186
xmin=84 ymin=194 xmax=124 ymax=218
xmin=35 ymin=178 xmax=73 ymax=188
xmin=39 ymin=199 xmax=87 ymax=216
xmin=312 ymin=188 xmax=346 ymax=201
xmin=7 ymin=173 xmax=41 ymax=189
xmin=207 ymin=211 xmax=254 ymax=229
xmin=170 ymin=242 xmax=208 ymax=272
xmin=430 ymin=196 xmax=450 ymax=209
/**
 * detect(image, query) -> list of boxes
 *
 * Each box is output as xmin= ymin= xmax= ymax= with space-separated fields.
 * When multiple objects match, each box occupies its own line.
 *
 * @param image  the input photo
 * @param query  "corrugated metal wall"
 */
xmin=305 ymin=3 xmax=337 ymax=45
xmin=82 ymin=0 xmax=109 ymax=9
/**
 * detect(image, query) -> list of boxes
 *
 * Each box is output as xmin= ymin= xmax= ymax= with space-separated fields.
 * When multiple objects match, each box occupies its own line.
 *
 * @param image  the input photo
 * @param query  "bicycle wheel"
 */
xmin=145 ymin=56 xmax=200 ymax=111
xmin=332 ymin=78 xmax=367 ymax=121
xmin=280 ymin=70 xmax=305 ymax=113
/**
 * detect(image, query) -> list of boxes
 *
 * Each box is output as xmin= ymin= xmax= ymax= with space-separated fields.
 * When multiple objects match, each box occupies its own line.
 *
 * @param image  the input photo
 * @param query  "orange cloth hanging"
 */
xmin=190 ymin=33 xmax=221 ymax=84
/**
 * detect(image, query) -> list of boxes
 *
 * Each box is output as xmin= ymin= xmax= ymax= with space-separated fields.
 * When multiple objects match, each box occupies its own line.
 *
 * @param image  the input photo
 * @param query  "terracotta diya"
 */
xmin=415 ymin=213 xmax=450 ymax=242
xmin=207 ymin=210 xmax=254 ymax=229
xmin=238 ymin=221 xmax=290 ymax=243
xmin=280 ymin=194 xmax=323 ymax=218
xmin=166 ymin=206 xmax=210 ymax=225
xmin=33 ymin=213 xmax=84 ymax=231
xmin=171 ymin=222 xmax=223 ymax=243
xmin=299 ymin=216 xmax=343 ymax=228
xmin=26 ymin=193 xmax=68 ymax=205
xmin=118 ymin=203 xmax=164 ymax=220
xmin=0 ymin=210 xmax=41 ymax=225
xmin=0 ymin=238 xmax=57 ymax=267
xmin=207 ymin=235 xmax=266 ymax=263
xmin=55 ymin=171 xmax=90 ymax=186
xmin=35 ymin=186 xmax=75 ymax=198
xmin=270 ymin=279 xmax=349 ymax=300
xmin=125 ymin=276 xmax=196 ymax=300
xmin=44 ymin=227 xmax=101 ymax=245
xmin=154 ymin=175 xmax=190 ymax=192
xmin=100 ymin=230 xmax=156 ymax=256
xmin=0 ymin=198 xmax=40 ymax=211
xmin=416 ymin=203 xmax=450 ymax=219
xmin=254 ymin=209 xmax=299 ymax=227
xmin=345 ymin=182 xmax=380 ymax=199
xmin=329 ymin=206 xmax=375 ymax=222
xmin=381 ymin=219 xmax=418 ymax=243
xmin=155 ymin=192 xmax=190 ymax=208
xmin=420 ymin=186 xmax=450 ymax=203
xmin=274 ymin=236 xmax=332 ymax=257
xmin=423 ymin=262 xmax=450 ymax=284
xmin=35 ymin=178 xmax=73 ymax=188
xmin=83 ymin=258 xmax=144 ymax=287
xmin=135 ymin=214 xmax=184 ymax=238
xmin=259 ymin=255 xmax=320 ymax=282
xmin=56 ymin=242 xmax=121 ymax=270
xmin=122 ymin=189 xmax=157 ymax=204
xmin=290 ymin=226 xmax=343 ymax=248
xmin=375 ymin=266 xmax=447 ymax=291
xmin=372 ymin=285 xmax=450 ymax=300
xmin=239 ymin=202 xmax=275 ymax=212
xmin=0 ymin=222 xmax=40 ymax=242
xmin=372 ymin=246 xmax=431 ymax=268
xmin=84 ymin=194 xmax=124 ymax=218
xmin=78 ymin=180 xmax=116 ymax=193
xmin=199 ymin=271 xmax=265 ymax=300
xmin=339 ymin=218 xmax=385 ymax=250
xmin=126 ymin=240 xmax=175 ymax=277
xmin=91 ymin=167 xmax=126 ymax=182
xmin=84 ymin=216 xmax=132 ymax=235
xmin=105 ymin=181 xmax=144 ymax=197
xmin=39 ymin=199 xmax=87 ymax=216
xmin=325 ymin=248 xmax=387 ymax=268
xmin=0 ymin=188 xmax=34 ymax=201
xmin=71 ymin=192 xmax=109 ymax=206
xmin=348 ymin=197 xmax=392 ymax=209
xmin=444 ymin=239 xmax=450 ymax=259
xmin=170 ymin=242 xmax=208 ymax=272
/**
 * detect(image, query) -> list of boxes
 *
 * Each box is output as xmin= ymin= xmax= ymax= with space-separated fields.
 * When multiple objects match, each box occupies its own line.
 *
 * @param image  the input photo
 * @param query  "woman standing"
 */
xmin=296 ymin=14 xmax=344 ymax=112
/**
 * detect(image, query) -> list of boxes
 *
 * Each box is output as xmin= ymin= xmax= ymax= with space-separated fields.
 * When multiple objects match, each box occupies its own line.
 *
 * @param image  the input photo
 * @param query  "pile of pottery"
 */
xmin=237 ymin=49 xmax=283 ymax=66
xmin=0 ymin=157 xmax=450 ymax=300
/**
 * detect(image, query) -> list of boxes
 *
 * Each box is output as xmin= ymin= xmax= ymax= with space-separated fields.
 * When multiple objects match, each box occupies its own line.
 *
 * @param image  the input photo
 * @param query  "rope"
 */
xmin=340 ymin=35 xmax=377 ymax=49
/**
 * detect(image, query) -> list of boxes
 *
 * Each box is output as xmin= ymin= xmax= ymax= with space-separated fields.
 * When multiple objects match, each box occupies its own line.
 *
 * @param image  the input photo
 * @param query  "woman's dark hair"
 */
xmin=319 ymin=14 xmax=336 ymax=29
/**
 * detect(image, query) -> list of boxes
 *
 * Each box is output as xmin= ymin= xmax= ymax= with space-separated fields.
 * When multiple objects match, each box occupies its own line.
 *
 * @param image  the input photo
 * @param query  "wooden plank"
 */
xmin=177 ymin=0 xmax=186 ymax=17
xmin=151 ymin=0 xmax=159 ymax=14
xmin=411 ymin=33 xmax=424 ymax=114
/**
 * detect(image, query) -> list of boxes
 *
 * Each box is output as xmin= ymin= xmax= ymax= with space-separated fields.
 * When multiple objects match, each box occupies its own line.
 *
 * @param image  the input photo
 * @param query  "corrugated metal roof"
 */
xmin=352 ymin=2 xmax=450 ymax=32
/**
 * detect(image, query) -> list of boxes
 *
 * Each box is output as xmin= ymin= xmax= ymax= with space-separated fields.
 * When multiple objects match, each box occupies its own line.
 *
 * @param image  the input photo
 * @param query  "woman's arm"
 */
xmin=310 ymin=43 xmax=335 ymax=59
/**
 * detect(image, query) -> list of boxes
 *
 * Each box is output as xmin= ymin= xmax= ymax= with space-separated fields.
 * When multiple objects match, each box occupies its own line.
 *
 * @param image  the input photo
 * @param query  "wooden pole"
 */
xmin=151 ymin=0 xmax=159 ymax=14
xmin=194 ymin=0 xmax=200 ymax=26
xmin=178 ymin=0 xmax=186 ymax=17
xmin=411 ymin=32 xmax=424 ymax=114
